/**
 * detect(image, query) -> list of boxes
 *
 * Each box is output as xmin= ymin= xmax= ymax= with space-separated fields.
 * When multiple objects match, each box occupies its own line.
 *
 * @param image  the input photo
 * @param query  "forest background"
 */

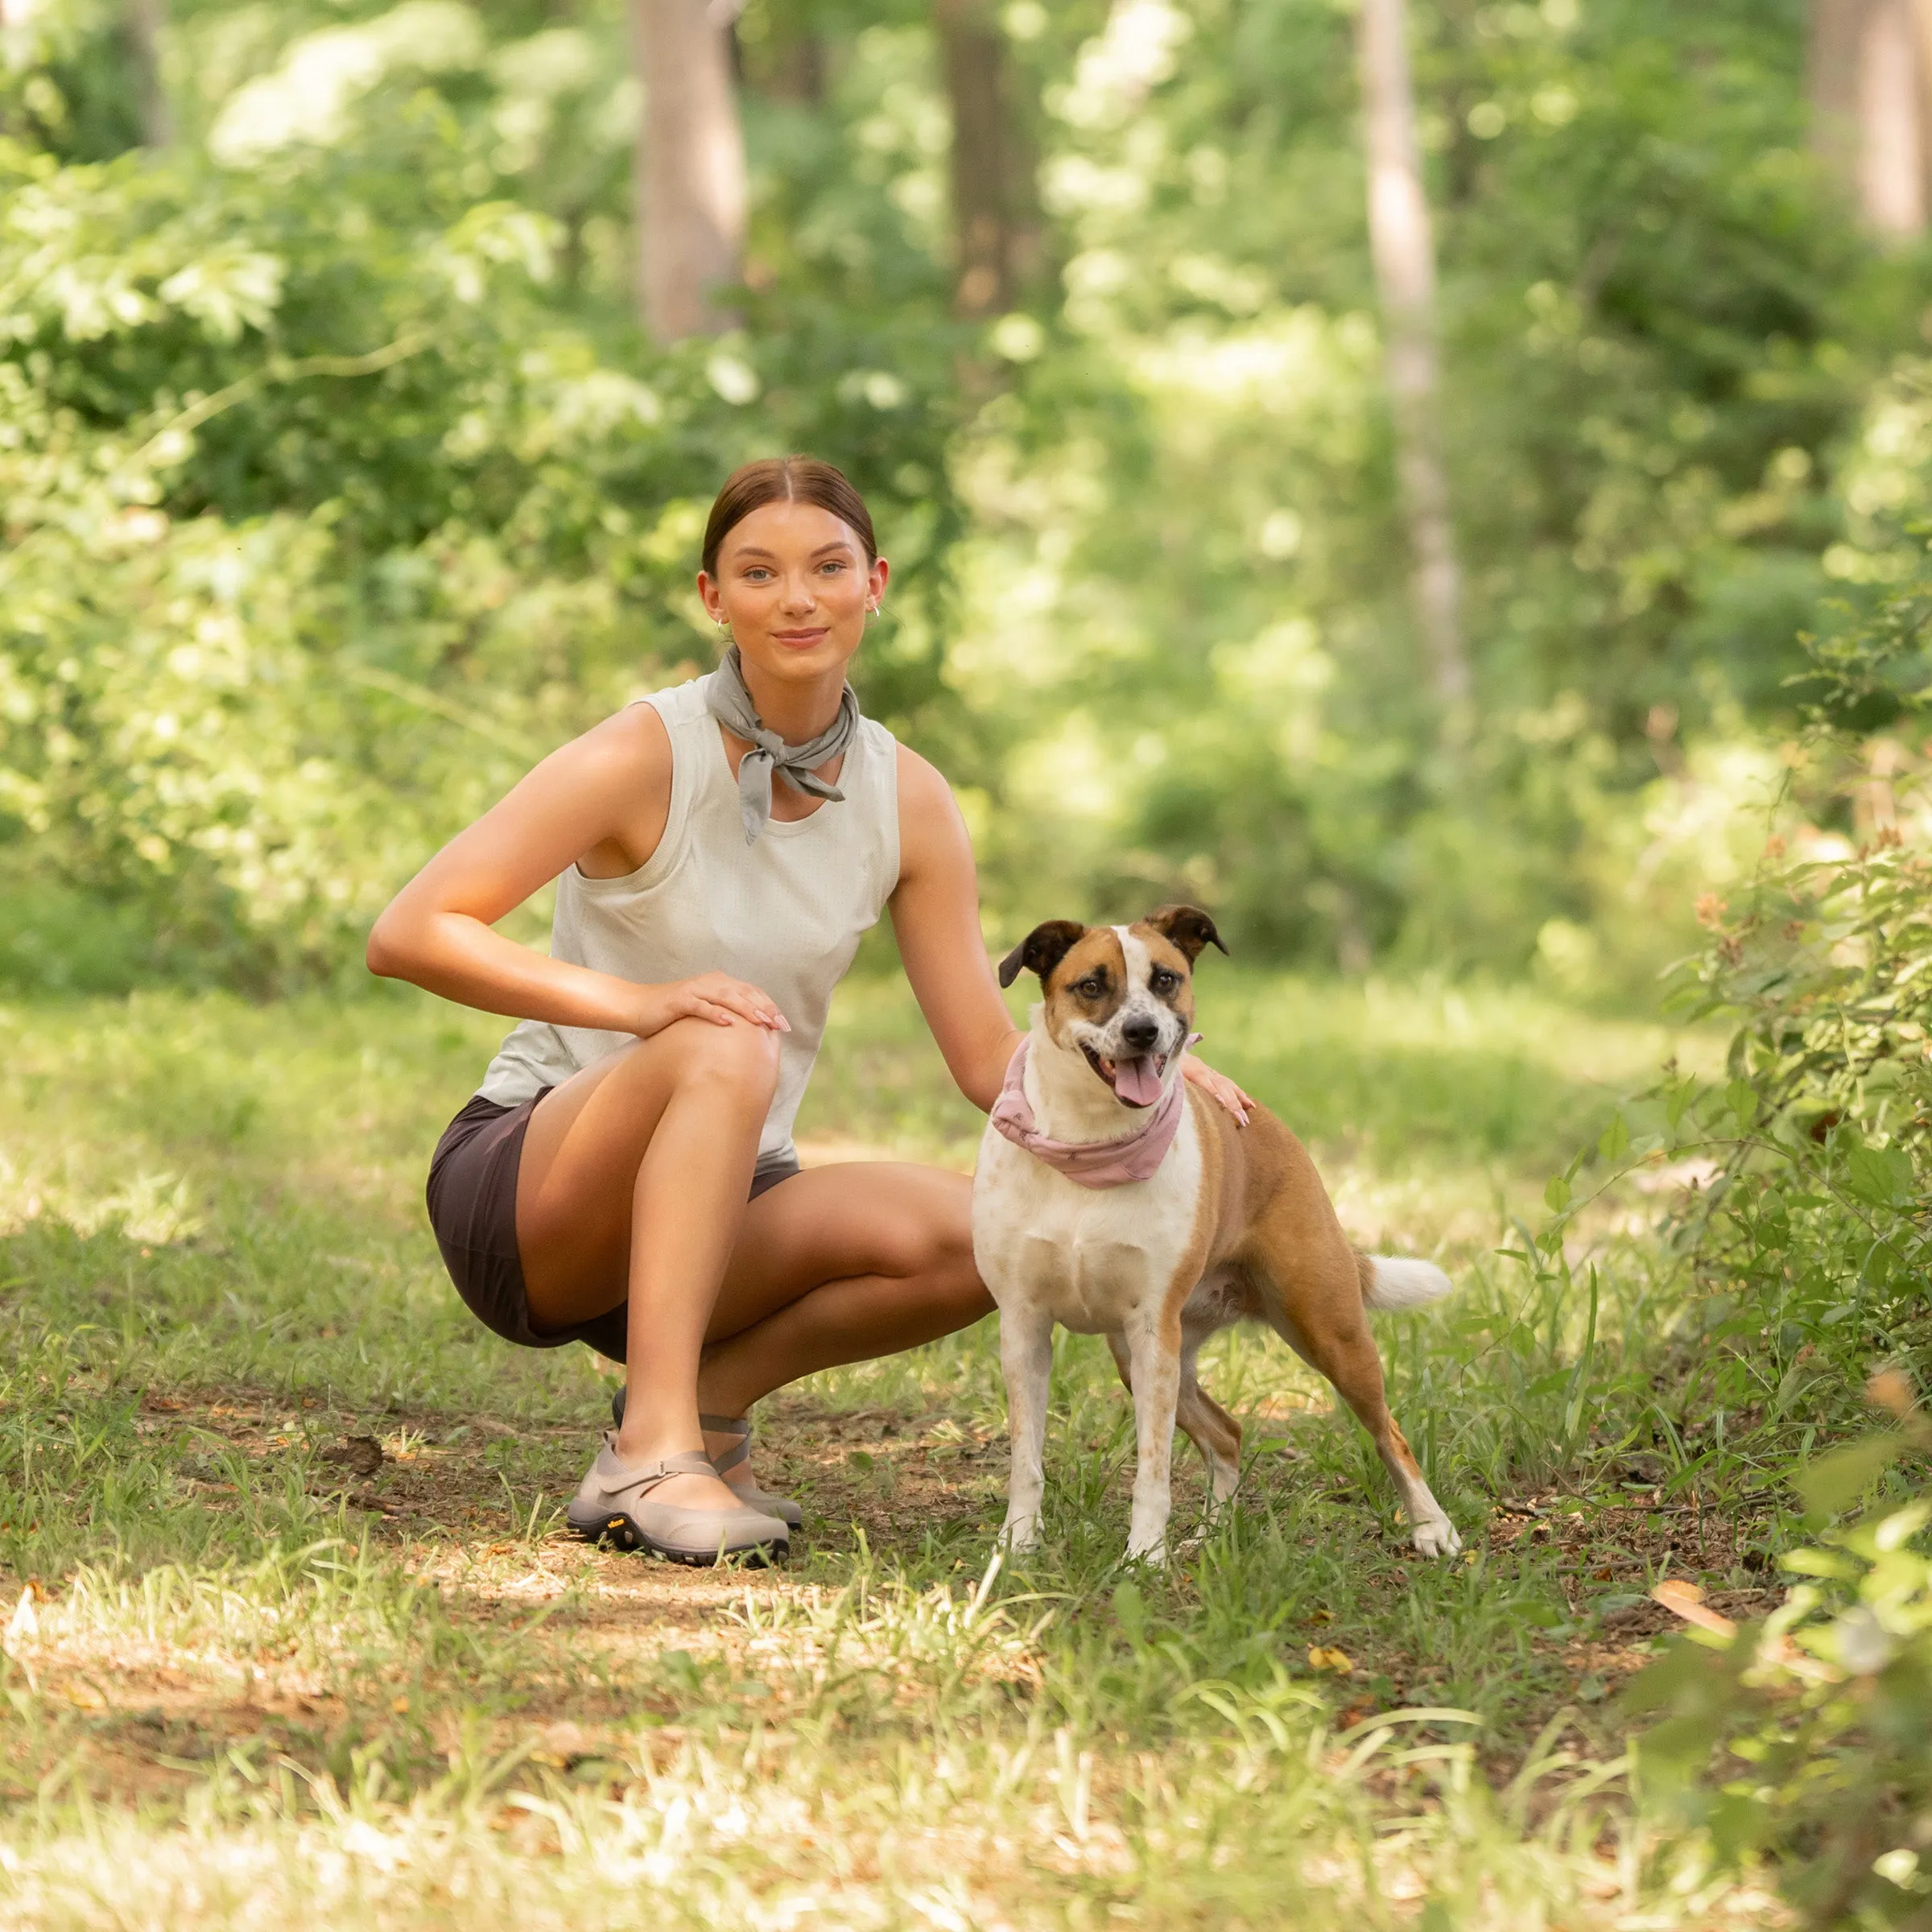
xmin=10 ymin=0 xmax=1932 ymax=997
xmin=16 ymin=3 xmax=1932 ymax=1924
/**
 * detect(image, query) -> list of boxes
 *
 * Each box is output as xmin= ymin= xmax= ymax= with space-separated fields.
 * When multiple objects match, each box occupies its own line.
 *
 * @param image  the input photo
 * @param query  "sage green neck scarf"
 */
xmin=702 ymin=644 xmax=861 ymax=845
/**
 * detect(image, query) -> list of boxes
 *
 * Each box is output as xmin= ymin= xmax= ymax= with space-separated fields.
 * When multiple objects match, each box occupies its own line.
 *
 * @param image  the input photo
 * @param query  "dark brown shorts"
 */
xmin=426 ymin=1090 xmax=799 ymax=1364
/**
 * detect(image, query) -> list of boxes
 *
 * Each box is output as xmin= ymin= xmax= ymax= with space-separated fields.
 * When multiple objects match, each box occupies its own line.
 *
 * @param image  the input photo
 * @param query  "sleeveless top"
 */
xmin=476 ymin=675 xmax=902 ymax=1180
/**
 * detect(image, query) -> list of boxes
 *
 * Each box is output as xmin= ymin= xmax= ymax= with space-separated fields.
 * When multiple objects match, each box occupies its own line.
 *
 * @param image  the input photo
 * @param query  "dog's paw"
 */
xmin=1123 ymin=1539 xmax=1169 ymax=1569
xmin=1411 ymin=1517 xmax=1462 ymax=1559
xmin=999 ymin=1517 xmax=1042 ymax=1554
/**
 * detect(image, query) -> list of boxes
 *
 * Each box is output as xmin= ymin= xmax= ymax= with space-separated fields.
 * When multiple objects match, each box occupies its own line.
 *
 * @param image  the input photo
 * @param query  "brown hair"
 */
xmin=700 ymin=456 xmax=877 ymax=577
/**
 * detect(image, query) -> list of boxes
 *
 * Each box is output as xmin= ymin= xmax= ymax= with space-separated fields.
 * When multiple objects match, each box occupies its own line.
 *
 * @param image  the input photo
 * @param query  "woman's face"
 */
xmin=698 ymin=500 xmax=888 ymax=686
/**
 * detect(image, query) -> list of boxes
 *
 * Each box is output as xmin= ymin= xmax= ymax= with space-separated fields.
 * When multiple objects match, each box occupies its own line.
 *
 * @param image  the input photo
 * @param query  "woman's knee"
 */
xmin=910 ymin=1186 xmax=989 ymax=1306
xmin=656 ymin=1017 xmax=782 ymax=1107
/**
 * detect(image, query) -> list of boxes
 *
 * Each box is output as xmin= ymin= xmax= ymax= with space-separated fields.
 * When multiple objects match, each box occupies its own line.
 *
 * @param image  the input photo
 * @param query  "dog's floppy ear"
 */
xmin=1143 ymin=904 xmax=1228 ymax=964
xmin=998 ymin=919 xmax=1088 ymax=989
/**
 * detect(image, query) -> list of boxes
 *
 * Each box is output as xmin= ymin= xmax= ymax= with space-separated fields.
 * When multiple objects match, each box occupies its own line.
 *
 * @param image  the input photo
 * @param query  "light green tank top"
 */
xmin=477 ymin=675 xmax=902 ymax=1179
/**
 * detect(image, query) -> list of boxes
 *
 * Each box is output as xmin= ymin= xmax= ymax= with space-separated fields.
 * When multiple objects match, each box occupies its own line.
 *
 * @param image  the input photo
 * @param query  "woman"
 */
xmin=369 ymin=456 xmax=1252 ymax=1563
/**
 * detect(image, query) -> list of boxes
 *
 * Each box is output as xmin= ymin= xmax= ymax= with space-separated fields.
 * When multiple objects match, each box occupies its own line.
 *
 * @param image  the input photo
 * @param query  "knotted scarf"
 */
xmin=704 ymin=644 xmax=861 ymax=845
xmin=989 ymin=1034 xmax=1202 ymax=1189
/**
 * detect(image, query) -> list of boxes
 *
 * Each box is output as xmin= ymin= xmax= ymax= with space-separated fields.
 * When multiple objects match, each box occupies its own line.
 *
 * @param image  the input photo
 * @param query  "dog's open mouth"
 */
xmin=1081 ymin=1043 xmax=1167 ymax=1108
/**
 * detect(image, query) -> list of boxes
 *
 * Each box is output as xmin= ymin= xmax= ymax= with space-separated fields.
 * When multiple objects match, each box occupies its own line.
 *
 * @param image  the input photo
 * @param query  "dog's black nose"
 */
xmin=1121 ymin=1016 xmax=1160 ymax=1053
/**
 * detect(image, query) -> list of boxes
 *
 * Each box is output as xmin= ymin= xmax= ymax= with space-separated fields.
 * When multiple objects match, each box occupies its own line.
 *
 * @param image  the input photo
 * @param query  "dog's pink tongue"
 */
xmin=1113 ymin=1055 xmax=1162 ymax=1107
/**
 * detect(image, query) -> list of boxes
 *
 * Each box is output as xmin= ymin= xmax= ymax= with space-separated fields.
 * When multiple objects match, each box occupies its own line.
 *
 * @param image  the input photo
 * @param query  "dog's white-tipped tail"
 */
xmin=1362 ymin=1256 xmax=1455 ymax=1311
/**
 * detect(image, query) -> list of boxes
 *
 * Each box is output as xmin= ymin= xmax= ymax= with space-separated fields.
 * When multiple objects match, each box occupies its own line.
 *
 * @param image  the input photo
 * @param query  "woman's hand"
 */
xmin=1183 ymin=1055 xmax=1253 ymax=1126
xmin=632 ymin=973 xmax=791 ymax=1035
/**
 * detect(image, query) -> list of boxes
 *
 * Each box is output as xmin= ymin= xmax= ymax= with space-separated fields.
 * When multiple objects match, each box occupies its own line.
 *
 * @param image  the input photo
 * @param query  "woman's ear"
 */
xmin=998 ymin=919 xmax=1088 ymax=989
xmin=1142 ymin=905 xmax=1228 ymax=964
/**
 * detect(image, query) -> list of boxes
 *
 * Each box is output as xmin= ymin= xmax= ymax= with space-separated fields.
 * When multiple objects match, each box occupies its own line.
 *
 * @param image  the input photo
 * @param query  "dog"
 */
xmin=971 ymin=905 xmax=1461 ymax=1565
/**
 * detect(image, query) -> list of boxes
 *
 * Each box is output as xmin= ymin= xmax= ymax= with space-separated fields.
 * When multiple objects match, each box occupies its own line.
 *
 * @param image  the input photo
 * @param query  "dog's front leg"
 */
xmin=1123 ymin=1317 xmax=1182 ymax=1564
xmin=998 ymin=1305 xmax=1055 ymax=1552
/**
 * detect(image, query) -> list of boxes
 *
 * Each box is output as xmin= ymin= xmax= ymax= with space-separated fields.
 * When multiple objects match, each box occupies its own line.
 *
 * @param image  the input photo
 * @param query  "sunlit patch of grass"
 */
xmin=0 ymin=980 xmax=1779 ymax=1926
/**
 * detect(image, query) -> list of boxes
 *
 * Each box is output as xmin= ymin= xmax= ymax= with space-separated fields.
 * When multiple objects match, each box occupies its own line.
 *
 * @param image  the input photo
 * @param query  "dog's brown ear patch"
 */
xmin=1142 ymin=904 xmax=1228 ymax=964
xmin=999 ymin=919 xmax=1088 ymax=989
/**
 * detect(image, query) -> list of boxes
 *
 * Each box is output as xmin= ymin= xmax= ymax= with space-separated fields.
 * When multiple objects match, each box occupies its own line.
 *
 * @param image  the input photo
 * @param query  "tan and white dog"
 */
xmin=972 ymin=905 xmax=1460 ymax=1565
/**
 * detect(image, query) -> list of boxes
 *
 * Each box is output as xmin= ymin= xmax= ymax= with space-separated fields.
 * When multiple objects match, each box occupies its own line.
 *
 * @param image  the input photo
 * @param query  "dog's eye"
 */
xmin=1076 ymin=975 xmax=1106 ymax=999
xmin=1150 ymin=968 xmax=1180 ymax=995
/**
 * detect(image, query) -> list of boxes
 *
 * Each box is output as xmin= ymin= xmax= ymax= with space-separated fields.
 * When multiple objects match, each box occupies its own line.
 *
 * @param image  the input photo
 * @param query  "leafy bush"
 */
xmin=1660 ymin=561 xmax=1932 ymax=1370
xmin=1603 ymin=559 xmax=1932 ymax=1924
xmin=1629 ymin=1403 xmax=1932 ymax=1927
xmin=0 ymin=126 xmax=960 ymax=985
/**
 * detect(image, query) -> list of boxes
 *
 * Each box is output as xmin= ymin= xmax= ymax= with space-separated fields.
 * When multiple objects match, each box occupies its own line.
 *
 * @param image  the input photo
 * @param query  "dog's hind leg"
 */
xmin=1179 ymin=1342 xmax=1243 ymax=1505
xmin=1266 ymin=1305 xmax=1459 ymax=1558
xmin=999 ymin=1304 xmax=1056 ymax=1553
xmin=1320 ymin=1330 xmax=1458 ymax=1557
xmin=1108 ymin=1331 xmax=1242 ymax=1507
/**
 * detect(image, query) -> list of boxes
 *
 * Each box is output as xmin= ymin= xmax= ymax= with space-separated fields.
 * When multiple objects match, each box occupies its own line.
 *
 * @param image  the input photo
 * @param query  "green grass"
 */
xmin=0 ymin=971 xmax=1810 ymax=1928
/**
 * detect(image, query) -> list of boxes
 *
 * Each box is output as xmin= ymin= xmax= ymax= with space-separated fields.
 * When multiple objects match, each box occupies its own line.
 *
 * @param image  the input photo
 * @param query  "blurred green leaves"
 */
xmin=0 ymin=2 xmax=965 ymax=985
xmin=6 ymin=0 xmax=1932 ymax=992
xmin=1631 ymin=1472 xmax=1932 ymax=1928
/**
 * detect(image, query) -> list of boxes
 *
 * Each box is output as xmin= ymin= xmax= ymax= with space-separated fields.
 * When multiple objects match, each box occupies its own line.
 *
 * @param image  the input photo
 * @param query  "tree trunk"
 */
xmin=127 ymin=0 xmax=171 ymax=148
xmin=936 ymin=0 xmax=1034 ymax=317
xmin=1356 ymin=0 xmax=1469 ymax=716
xmin=630 ymin=0 xmax=747 ymax=341
xmin=1810 ymin=0 xmax=1930 ymax=237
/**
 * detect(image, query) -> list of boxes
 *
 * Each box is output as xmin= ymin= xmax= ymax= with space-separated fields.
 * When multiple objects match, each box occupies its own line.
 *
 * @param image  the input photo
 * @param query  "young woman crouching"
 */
xmin=368 ymin=456 xmax=1249 ymax=1563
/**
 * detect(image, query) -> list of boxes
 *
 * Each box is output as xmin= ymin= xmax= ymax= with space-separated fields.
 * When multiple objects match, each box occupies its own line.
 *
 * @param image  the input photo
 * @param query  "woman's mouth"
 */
xmin=770 ymin=627 xmax=831 ymax=650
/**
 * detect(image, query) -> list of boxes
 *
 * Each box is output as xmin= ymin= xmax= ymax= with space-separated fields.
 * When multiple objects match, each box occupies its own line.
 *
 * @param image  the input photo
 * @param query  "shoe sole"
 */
xmin=566 ymin=1503 xmax=787 ymax=1568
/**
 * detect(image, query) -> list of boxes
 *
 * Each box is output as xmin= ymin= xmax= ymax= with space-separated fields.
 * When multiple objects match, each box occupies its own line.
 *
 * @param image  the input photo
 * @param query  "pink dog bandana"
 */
xmin=989 ymin=1034 xmax=1201 ymax=1189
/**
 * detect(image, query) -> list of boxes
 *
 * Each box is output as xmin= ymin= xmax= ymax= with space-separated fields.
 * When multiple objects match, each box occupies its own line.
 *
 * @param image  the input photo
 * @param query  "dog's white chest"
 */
xmin=972 ymin=1109 xmax=1203 ymax=1334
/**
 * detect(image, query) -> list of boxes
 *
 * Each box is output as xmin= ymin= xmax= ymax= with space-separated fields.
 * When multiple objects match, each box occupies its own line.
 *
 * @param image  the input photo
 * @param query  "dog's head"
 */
xmin=998 ymin=906 xmax=1227 ymax=1109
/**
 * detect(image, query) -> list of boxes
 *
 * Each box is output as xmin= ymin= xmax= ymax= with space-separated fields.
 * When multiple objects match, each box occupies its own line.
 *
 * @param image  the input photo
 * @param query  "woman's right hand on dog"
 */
xmin=630 ymin=973 xmax=791 ymax=1035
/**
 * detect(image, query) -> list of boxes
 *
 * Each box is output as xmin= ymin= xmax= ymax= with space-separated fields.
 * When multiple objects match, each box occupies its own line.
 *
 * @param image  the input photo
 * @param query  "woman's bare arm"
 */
xmin=890 ymin=748 xmax=1252 ymax=1122
xmin=366 ymin=707 xmax=785 ymax=1035
xmin=889 ymin=749 xmax=1023 ymax=1112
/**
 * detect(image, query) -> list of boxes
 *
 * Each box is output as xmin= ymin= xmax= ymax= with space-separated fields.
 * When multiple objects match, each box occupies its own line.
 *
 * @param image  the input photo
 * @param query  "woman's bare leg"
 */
xmin=517 ymin=1017 xmax=779 ymax=1513
xmin=514 ymin=1023 xmax=993 ymax=1509
xmin=696 ymin=1164 xmax=990 ymax=1421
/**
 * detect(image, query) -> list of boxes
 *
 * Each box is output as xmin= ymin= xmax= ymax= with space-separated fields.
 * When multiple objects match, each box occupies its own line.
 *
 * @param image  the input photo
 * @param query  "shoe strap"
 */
xmin=700 ymin=1413 xmax=751 ymax=1475
xmin=607 ymin=1447 xmax=720 ymax=1496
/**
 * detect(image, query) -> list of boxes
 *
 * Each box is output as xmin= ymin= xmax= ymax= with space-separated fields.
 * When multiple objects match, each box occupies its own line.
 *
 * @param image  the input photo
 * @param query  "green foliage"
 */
xmin=1629 ymin=1467 xmax=1932 ymax=1926
xmin=1657 ymin=564 xmax=1932 ymax=1385
xmin=0 ymin=10 xmax=963 ymax=984
xmin=6 ymin=0 xmax=1932 ymax=992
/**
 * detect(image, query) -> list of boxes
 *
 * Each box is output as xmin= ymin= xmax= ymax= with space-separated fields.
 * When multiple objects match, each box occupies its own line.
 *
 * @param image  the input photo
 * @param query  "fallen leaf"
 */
xmin=1651 ymin=1580 xmax=1838 ymax=1682
xmin=1308 ymin=1646 xmax=1355 ymax=1674
xmin=1652 ymin=1579 xmax=1734 ymax=1639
